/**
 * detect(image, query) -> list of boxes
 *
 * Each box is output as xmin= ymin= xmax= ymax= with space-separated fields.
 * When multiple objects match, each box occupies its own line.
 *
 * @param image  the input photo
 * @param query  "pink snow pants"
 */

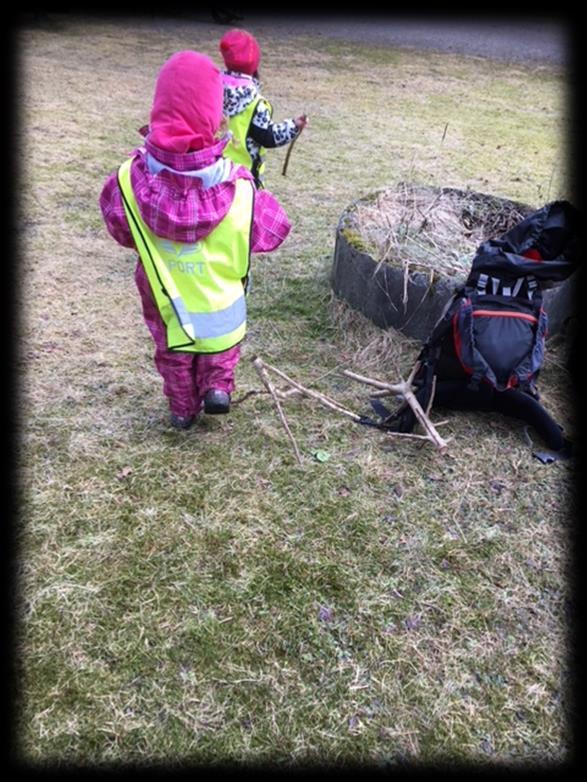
xmin=135 ymin=262 xmax=241 ymax=418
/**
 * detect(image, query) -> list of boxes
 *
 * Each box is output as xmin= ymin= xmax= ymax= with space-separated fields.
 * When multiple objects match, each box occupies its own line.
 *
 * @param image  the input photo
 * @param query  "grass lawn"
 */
xmin=14 ymin=14 xmax=575 ymax=766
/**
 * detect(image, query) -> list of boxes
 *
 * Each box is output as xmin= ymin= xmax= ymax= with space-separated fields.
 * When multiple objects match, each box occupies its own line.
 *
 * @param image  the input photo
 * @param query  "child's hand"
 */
xmin=295 ymin=114 xmax=309 ymax=131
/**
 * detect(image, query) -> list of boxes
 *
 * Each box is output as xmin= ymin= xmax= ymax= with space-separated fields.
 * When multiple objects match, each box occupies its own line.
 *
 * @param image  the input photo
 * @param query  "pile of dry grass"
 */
xmin=353 ymin=182 xmax=532 ymax=278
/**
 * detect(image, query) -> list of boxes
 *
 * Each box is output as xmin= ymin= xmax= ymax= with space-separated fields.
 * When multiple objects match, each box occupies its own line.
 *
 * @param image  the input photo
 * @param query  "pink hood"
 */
xmin=149 ymin=50 xmax=224 ymax=153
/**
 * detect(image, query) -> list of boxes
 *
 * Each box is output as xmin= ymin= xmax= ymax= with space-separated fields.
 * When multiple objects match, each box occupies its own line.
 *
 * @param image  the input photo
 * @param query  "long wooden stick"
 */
xmin=352 ymin=361 xmax=420 ymax=398
xmin=401 ymin=386 xmax=447 ymax=452
xmin=386 ymin=430 xmax=451 ymax=442
xmin=406 ymin=359 xmax=422 ymax=386
xmin=342 ymin=369 xmax=407 ymax=395
xmin=282 ymin=119 xmax=306 ymax=177
xmin=257 ymin=358 xmax=363 ymax=422
xmin=252 ymin=358 xmax=303 ymax=465
xmin=425 ymin=374 xmax=437 ymax=418
xmin=281 ymin=134 xmax=298 ymax=177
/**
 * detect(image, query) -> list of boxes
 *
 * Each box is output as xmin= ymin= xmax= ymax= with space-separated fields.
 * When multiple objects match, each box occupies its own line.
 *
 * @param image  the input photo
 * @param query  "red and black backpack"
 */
xmin=369 ymin=200 xmax=579 ymax=460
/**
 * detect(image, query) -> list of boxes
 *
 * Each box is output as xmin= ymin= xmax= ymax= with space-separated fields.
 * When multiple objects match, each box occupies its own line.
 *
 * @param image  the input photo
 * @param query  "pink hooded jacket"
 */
xmin=99 ymin=50 xmax=290 ymax=253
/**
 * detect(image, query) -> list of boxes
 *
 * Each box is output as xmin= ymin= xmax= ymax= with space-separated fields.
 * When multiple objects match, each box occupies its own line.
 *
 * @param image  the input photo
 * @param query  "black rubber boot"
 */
xmin=204 ymin=389 xmax=231 ymax=415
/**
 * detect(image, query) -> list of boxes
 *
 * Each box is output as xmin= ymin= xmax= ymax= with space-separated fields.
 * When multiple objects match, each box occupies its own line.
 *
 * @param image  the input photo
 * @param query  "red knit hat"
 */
xmin=219 ymin=28 xmax=261 ymax=75
xmin=149 ymin=50 xmax=224 ymax=153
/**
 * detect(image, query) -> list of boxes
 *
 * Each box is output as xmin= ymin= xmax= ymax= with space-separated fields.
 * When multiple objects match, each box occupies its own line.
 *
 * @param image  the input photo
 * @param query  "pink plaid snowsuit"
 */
xmin=99 ymin=51 xmax=290 ymax=419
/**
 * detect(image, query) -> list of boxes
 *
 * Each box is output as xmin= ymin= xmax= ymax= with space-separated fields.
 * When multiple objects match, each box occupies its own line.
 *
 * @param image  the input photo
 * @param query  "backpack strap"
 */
xmin=476 ymin=273 xmax=489 ymax=295
xmin=525 ymin=274 xmax=541 ymax=303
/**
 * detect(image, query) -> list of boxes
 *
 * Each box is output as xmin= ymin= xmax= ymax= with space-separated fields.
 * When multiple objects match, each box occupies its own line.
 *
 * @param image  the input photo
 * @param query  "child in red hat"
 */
xmin=219 ymin=28 xmax=308 ymax=188
xmin=99 ymin=51 xmax=291 ymax=429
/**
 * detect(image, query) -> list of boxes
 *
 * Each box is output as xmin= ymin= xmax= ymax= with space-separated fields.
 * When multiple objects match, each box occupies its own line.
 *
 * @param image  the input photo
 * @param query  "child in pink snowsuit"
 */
xmin=100 ymin=51 xmax=290 ymax=429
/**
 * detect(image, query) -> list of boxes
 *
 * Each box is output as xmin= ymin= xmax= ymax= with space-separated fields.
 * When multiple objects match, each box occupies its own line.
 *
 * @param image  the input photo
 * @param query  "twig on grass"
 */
xmin=231 ymin=389 xmax=265 ymax=405
xmin=250 ymin=356 xmax=449 ymax=457
xmin=254 ymin=357 xmax=363 ymax=423
xmin=252 ymin=357 xmax=303 ymax=466
xmin=232 ymin=386 xmax=302 ymax=406
xmin=425 ymin=374 xmax=437 ymax=418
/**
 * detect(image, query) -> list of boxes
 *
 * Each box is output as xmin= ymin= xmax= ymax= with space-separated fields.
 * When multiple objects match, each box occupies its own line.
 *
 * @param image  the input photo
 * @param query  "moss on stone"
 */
xmin=339 ymin=226 xmax=374 ymax=255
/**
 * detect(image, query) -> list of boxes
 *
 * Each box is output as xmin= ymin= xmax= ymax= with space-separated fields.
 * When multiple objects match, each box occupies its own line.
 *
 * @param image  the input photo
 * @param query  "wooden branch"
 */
xmin=342 ymin=369 xmax=448 ymax=453
xmin=367 ymin=361 xmax=422 ymax=397
xmin=282 ymin=124 xmax=303 ymax=177
xmin=231 ymin=389 xmax=264 ymax=405
xmin=280 ymin=387 xmax=303 ymax=398
xmin=252 ymin=358 xmax=303 ymax=466
xmin=281 ymin=135 xmax=297 ymax=177
xmin=425 ymin=374 xmax=437 ymax=418
xmin=342 ymin=369 xmax=408 ymax=395
xmin=233 ymin=386 xmax=302 ymax=405
xmin=397 ymin=387 xmax=447 ymax=452
xmin=257 ymin=358 xmax=363 ymax=423
xmin=250 ymin=356 xmax=449 ymax=456
xmin=386 ymin=431 xmax=448 ymax=442
xmin=406 ymin=359 xmax=422 ymax=386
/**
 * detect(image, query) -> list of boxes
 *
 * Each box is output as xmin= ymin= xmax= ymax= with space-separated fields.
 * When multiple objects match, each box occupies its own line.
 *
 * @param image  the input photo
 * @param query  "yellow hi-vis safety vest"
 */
xmin=224 ymin=97 xmax=272 ymax=185
xmin=117 ymin=157 xmax=254 ymax=353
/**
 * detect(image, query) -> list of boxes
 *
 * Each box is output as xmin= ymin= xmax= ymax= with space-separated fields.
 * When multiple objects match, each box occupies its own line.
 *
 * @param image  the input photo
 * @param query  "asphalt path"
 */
xmin=97 ymin=13 xmax=570 ymax=67
xmin=240 ymin=15 xmax=569 ymax=67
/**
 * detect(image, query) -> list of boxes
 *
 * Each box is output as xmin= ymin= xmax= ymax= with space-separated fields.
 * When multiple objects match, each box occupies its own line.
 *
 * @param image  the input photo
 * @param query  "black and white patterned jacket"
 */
xmin=223 ymin=71 xmax=300 ymax=180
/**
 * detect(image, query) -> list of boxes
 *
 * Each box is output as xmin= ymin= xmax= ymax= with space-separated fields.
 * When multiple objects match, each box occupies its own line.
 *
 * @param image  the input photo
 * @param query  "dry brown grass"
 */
xmin=352 ymin=183 xmax=532 ymax=278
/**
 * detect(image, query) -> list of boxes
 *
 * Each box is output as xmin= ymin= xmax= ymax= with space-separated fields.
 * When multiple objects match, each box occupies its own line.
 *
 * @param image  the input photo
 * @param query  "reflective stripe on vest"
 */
xmin=223 ymin=95 xmax=272 ymax=182
xmin=117 ymin=158 xmax=254 ymax=353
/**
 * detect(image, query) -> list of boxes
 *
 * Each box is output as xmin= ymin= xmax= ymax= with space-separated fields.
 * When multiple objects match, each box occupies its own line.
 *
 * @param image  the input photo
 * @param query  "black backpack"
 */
xmin=370 ymin=200 xmax=579 ymax=460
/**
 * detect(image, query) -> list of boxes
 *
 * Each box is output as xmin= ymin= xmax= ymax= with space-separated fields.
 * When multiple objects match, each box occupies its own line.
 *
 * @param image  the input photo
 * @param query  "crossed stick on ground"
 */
xmin=248 ymin=355 xmax=449 ymax=465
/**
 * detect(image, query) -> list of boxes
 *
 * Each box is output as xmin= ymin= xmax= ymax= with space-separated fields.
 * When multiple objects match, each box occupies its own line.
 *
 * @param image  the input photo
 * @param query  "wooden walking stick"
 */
xmin=282 ymin=115 xmax=307 ymax=177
